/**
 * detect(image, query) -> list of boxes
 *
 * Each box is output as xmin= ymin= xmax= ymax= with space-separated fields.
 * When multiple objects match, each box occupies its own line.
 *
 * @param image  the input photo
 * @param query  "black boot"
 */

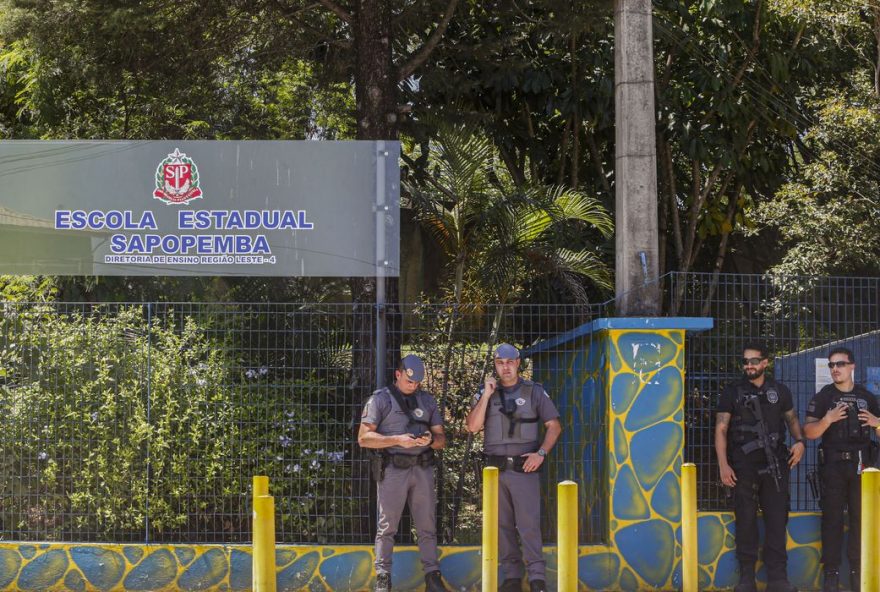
xmin=849 ymin=569 xmax=860 ymax=592
xmin=374 ymin=572 xmax=391 ymax=592
xmin=766 ymin=580 xmax=798 ymax=592
xmin=823 ymin=571 xmax=839 ymax=592
xmin=529 ymin=580 xmax=547 ymax=592
xmin=735 ymin=564 xmax=757 ymax=592
xmin=424 ymin=571 xmax=450 ymax=592
xmin=499 ymin=579 xmax=522 ymax=592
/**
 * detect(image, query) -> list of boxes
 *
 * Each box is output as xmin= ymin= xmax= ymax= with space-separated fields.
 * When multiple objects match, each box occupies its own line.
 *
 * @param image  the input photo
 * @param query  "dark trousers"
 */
xmin=820 ymin=459 xmax=861 ymax=572
xmin=733 ymin=462 xmax=791 ymax=582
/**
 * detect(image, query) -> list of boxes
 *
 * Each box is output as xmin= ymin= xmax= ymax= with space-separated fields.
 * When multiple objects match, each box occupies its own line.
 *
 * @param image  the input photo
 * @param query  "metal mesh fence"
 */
xmin=0 ymin=300 xmax=606 ymax=545
xmin=674 ymin=272 xmax=880 ymax=511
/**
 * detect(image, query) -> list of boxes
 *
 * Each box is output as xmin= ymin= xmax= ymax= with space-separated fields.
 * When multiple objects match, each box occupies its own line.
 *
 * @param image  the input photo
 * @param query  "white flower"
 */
xmin=37 ymin=452 xmax=48 ymax=461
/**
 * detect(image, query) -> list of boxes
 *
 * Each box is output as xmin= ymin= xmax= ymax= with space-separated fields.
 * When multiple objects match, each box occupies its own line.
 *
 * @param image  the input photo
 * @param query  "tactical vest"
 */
xmin=484 ymin=381 xmax=541 ymax=446
xmin=376 ymin=387 xmax=433 ymax=455
xmin=826 ymin=388 xmax=873 ymax=449
xmin=729 ymin=383 xmax=785 ymax=456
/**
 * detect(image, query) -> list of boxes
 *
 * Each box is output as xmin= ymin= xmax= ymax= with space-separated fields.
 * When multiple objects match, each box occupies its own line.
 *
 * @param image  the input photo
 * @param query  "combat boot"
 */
xmin=529 ymin=580 xmax=547 ymax=592
xmin=849 ymin=569 xmax=859 ymax=591
xmin=499 ymin=579 xmax=521 ymax=592
xmin=735 ymin=563 xmax=757 ymax=592
xmin=822 ymin=570 xmax=839 ymax=592
xmin=424 ymin=571 xmax=450 ymax=592
xmin=766 ymin=580 xmax=798 ymax=592
xmin=374 ymin=572 xmax=391 ymax=592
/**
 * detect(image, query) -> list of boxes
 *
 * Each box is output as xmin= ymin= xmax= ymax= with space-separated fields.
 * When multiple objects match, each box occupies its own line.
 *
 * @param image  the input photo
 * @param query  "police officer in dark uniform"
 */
xmin=465 ymin=343 xmax=562 ymax=592
xmin=358 ymin=355 xmax=451 ymax=592
xmin=804 ymin=347 xmax=880 ymax=592
xmin=715 ymin=342 xmax=805 ymax=592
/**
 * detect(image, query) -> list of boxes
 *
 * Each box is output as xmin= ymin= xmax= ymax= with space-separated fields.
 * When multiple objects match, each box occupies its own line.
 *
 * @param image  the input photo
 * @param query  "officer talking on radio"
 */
xmin=466 ymin=343 xmax=562 ymax=592
xmin=358 ymin=355 xmax=451 ymax=592
xmin=715 ymin=341 xmax=804 ymax=592
xmin=804 ymin=347 xmax=880 ymax=592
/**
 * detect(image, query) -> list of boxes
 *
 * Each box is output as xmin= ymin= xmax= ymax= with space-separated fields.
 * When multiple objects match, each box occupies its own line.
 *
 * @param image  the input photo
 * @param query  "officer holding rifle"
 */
xmin=715 ymin=342 xmax=805 ymax=592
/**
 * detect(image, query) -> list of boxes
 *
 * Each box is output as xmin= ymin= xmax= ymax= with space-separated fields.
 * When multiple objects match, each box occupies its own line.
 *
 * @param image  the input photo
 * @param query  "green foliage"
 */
xmin=0 ymin=305 xmax=353 ymax=541
xmin=405 ymin=124 xmax=612 ymax=304
xmin=0 ymin=0 xmax=354 ymax=140
xmin=758 ymin=85 xmax=880 ymax=276
xmin=0 ymin=275 xmax=57 ymax=301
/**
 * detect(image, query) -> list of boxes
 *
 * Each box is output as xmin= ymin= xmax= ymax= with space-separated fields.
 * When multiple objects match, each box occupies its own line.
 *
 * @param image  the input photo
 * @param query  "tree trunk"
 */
xmin=351 ymin=0 xmax=400 ymax=543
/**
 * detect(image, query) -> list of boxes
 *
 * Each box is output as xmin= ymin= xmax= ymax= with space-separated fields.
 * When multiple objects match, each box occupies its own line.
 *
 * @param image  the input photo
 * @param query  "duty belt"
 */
xmin=483 ymin=454 xmax=539 ymax=473
xmin=822 ymin=449 xmax=866 ymax=463
xmin=385 ymin=450 xmax=435 ymax=469
xmin=819 ymin=446 xmax=873 ymax=466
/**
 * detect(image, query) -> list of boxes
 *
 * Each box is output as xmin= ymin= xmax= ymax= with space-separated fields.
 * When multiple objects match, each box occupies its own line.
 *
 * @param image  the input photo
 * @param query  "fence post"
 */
xmin=682 ymin=463 xmax=698 ymax=592
xmin=557 ymin=480 xmax=578 ymax=592
xmin=482 ymin=466 xmax=499 ymax=592
xmin=253 ymin=476 xmax=276 ymax=592
xmin=861 ymin=467 xmax=880 ymax=591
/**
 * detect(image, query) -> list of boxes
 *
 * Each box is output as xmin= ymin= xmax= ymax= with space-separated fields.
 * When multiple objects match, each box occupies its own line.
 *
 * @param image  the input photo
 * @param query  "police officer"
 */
xmin=358 ymin=355 xmax=451 ymax=592
xmin=715 ymin=342 xmax=804 ymax=592
xmin=465 ymin=343 xmax=562 ymax=592
xmin=804 ymin=347 xmax=880 ymax=592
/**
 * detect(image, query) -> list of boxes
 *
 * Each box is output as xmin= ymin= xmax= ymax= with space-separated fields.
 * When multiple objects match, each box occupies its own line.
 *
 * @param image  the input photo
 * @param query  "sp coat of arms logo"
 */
xmin=153 ymin=148 xmax=203 ymax=204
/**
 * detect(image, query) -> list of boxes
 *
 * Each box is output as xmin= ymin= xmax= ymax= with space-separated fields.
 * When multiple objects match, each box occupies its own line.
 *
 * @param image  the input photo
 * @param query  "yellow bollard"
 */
xmin=682 ymin=463 xmax=698 ymax=592
xmin=254 ymin=475 xmax=269 ymax=497
xmin=482 ymin=466 xmax=499 ymax=592
xmin=253 ymin=476 xmax=276 ymax=592
xmin=861 ymin=468 xmax=880 ymax=592
xmin=557 ymin=481 xmax=578 ymax=592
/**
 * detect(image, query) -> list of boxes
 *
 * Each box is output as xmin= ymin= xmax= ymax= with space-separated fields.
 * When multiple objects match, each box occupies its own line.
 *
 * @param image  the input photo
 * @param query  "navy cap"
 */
xmin=400 ymin=354 xmax=425 ymax=382
xmin=494 ymin=343 xmax=520 ymax=359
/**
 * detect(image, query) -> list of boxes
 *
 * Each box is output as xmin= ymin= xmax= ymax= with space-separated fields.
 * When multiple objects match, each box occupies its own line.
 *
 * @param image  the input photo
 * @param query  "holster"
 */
xmin=370 ymin=453 xmax=386 ymax=482
xmin=807 ymin=470 xmax=822 ymax=509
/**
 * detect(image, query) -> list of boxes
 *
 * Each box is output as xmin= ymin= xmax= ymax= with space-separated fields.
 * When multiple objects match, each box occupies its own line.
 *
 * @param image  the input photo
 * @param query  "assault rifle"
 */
xmin=741 ymin=394 xmax=783 ymax=492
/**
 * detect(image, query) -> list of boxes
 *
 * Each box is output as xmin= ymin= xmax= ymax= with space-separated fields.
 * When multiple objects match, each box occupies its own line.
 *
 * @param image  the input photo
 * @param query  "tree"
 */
xmin=405 ymin=124 xmax=613 ymax=305
xmin=748 ymin=1 xmax=880 ymax=276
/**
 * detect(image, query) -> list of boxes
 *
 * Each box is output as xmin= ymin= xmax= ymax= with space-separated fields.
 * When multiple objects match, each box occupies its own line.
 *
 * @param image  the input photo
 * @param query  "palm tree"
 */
xmin=405 ymin=124 xmax=613 ymax=305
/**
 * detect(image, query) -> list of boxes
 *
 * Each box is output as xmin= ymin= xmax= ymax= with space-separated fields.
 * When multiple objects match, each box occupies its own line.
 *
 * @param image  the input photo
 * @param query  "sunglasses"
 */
xmin=827 ymin=361 xmax=853 ymax=369
xmin=741 ymin=357 xmax=766 ymax=366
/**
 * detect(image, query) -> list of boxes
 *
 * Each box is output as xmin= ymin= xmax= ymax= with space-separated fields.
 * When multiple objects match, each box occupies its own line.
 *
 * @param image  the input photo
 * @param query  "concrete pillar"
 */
xmin=614 ymin=0 xmax=661 ymax=315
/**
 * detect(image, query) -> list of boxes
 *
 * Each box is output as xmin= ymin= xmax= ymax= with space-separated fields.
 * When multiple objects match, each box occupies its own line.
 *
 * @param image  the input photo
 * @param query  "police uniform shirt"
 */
xmin=806 ymin=383 xmax=880 ymax=452
xmin=361 ymin=387 xmax=442 ymax=456
xmin=717 ymin=378 xmax=793 ymax=463
xmin=475 ymin=379 xmax=560 ymax=457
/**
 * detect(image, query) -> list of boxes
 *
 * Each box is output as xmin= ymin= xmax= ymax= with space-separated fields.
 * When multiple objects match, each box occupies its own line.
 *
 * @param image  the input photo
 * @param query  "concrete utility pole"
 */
xmin=614 ymin=0 xmax=661 ymax=316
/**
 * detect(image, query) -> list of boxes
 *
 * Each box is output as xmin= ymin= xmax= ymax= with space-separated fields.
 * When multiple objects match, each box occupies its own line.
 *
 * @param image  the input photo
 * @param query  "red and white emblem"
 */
xmin=153 ymin=148 xmax=203 ymax=204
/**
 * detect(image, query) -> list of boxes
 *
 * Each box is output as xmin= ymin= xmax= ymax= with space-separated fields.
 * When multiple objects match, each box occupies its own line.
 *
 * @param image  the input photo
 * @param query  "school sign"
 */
xmin=0 ymin=141 xmax=400 ymax=276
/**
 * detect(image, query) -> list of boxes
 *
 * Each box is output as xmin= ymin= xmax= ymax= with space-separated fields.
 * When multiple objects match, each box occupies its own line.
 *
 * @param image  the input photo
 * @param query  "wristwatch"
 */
xmin=537 ymin=448 xmax=547 ymax=457
xmin=793 ymin=438 xmax=805 ymax=445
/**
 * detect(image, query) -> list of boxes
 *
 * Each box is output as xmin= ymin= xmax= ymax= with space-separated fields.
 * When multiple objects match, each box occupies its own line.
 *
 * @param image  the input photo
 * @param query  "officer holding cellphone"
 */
xmin=466 ymin=343 xmax=562 ymax=592
xmin=358 ymin=355 xmax=450 ymax=592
